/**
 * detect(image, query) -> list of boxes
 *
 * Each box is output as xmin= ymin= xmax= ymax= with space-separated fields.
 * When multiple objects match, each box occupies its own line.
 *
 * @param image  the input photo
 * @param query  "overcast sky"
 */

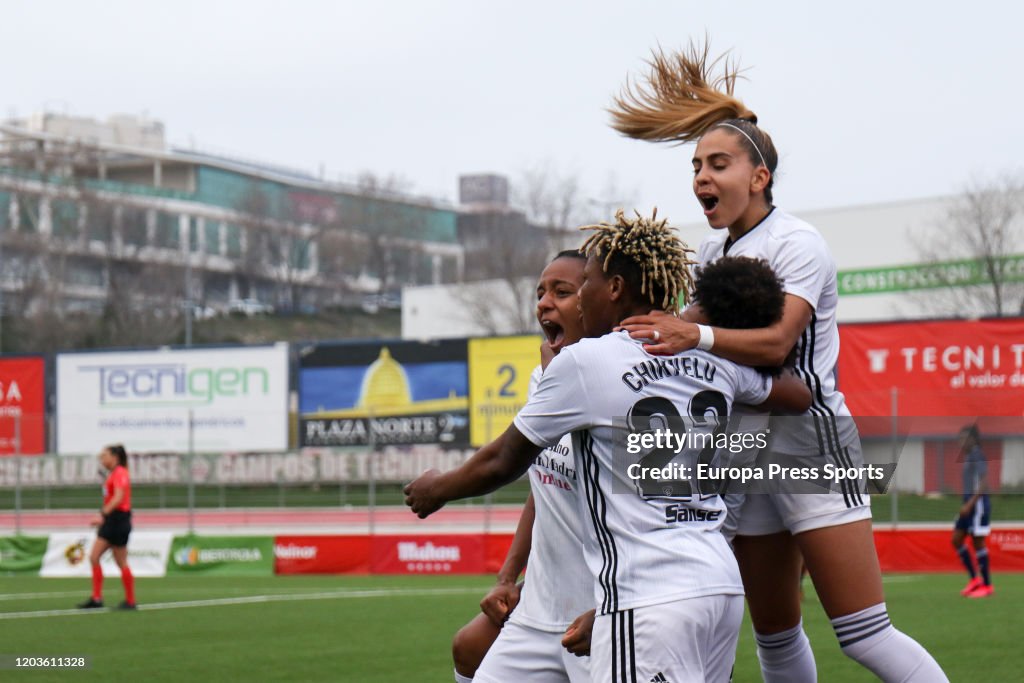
xmin=5 ymin=1 xmax=1022 ymax=226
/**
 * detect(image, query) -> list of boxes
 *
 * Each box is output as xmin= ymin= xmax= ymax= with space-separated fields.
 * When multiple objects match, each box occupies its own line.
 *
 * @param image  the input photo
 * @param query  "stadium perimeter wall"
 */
xmin=4 ymin=528 xmax=1024 ymax=577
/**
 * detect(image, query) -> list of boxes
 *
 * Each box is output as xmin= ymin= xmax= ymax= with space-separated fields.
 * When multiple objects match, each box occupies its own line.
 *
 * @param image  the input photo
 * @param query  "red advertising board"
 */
xmin=0 ymin=357 xmax=46 ymax=455
xmin=272 ymin=531 xmax=1024 ymax=575
xmin=274 ymin=536 xmax=371 ymax=574
xmin=839 ymin=319 xmax=1024 ymax=434
xmin=273 ymin=534 xmax=512 ymax=575
xmin=370 ymin=534 xmax=486 ymax=575
xmin=875 ymin=527 xmax=1024 ymax=572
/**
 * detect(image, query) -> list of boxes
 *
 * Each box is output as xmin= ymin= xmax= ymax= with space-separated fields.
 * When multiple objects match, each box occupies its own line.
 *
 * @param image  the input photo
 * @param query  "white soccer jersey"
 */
xmin=509 ymin=366 xmax=593 ymax=632
xmin=697 ymin=207 xmax=857 ymax=455
xmin=513 ymin=331 xmax=770 ymax=614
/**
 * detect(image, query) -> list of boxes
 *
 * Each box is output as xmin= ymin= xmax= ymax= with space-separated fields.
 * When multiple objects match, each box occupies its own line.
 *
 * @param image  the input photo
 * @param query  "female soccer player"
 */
xmin=77 ymin=444 xmax=136 ymax=610
xmin=952 ymin=424 xmax=993 ymax=598
xmin=407 ymin=210 xmax=812 ymax=683
xmin=451 ymin=250 xmax=592 ymax=683
xmin=611 ymin=41 xmax=947 ymax=682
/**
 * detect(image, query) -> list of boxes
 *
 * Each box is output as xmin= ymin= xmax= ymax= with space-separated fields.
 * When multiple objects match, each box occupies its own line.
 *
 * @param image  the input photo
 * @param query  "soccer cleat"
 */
xmin=966 ymin=584 xmax=993 ymax=598
xmin=960 ymin=577 xmax=983 ymax=596
xmin=77 ymin=597 xmax=104 ymax=609
xmin=115 ymin=601 xmax=138 ymax=610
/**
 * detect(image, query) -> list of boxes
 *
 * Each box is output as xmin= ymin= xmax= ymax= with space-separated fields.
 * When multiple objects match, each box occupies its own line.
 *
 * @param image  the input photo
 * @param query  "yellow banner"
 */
xmin=468 ymin=336 xmax=543 ymax=447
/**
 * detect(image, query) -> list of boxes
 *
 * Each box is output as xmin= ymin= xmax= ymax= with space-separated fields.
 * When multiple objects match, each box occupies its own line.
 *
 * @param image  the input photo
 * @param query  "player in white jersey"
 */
xmin=610 ymin=40 xmax=948 ymax=682
xmin=451 ymin=250 xmax=592 ymax=683
xmin=407 ymin=209 xmax=813 ymax=683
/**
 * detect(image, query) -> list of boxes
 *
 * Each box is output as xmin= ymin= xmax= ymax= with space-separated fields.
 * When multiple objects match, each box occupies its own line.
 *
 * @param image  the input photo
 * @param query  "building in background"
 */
xmin=0 ymin=113 xmax=465 ymax=319
xmin=405 ymin=194 xmax=1024 ymax=338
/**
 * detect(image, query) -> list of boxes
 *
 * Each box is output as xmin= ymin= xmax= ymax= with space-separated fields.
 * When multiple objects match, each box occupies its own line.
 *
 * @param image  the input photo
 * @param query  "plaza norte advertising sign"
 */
xmin=56 ymin=344 xmax=289 ymax=454
xmin=0 ymin=356 xmax=45 ymax=455
xmin=838 ymin=318 xmax=1024 ymax=432
xmin=299 ymin=339 xmax=469 ymax=447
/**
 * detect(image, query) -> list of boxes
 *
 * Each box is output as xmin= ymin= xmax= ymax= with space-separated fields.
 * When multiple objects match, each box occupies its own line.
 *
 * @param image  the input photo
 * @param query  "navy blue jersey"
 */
xmin=962 ymin=446 xmax=988 ymax=500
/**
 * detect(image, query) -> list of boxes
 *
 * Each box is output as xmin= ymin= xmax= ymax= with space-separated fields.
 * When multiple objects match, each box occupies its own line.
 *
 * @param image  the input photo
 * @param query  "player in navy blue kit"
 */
xmin=611 ymin=41 xmax=948 ymax=682
xmin=952 ymin=425 xmax=993 ymax=598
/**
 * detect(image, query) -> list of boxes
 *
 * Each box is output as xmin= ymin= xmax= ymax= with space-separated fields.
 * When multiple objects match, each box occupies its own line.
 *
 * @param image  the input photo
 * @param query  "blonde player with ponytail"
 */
xmin=612 ymin=41 xmax=948 ymax=683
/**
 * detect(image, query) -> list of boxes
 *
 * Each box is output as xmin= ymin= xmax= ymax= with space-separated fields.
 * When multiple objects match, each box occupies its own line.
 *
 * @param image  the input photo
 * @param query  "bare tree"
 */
xmin=512 ymin=161 xmax=585 ymax=231
xmin=913 ymin=173 xmax=1024 ymax=317
xmin=455 ymin=210 xmax=550 ymax=334
xmin=234 ymin=186 xmax=321 ymax=312
xmin=450 ymin=165 xmax=637 ymax=335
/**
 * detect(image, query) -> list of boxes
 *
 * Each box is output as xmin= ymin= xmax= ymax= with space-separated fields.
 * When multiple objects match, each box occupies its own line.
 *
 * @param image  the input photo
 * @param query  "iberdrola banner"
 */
xmin=167 ymin=535 xmax=274 ymax=576
xmin=0 ymin=535 xmax=48 ymax=573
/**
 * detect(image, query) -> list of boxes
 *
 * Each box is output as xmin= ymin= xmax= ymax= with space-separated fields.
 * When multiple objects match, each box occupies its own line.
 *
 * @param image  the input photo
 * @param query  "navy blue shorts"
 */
xmin=954 ymin=496 xmax=991 ymax=536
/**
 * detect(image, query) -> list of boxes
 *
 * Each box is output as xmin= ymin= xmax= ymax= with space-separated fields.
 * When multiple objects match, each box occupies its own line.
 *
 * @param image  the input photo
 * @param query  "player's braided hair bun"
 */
xmin=610 ymin=38 xmax=779 ymax=202
xmin=579 ymin=208 xmax=697 ymax=310
xmin=610 ymin=40 xmax=756 ymax=143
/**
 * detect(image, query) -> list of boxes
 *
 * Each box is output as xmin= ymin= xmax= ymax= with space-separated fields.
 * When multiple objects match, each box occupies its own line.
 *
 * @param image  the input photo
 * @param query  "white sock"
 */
xmin=754 ymin=620 xmax=817 ymax=683
xmin=831 ymin=603 xmax=949 ymax=682
xmin=453 ymin=670 xmax=473 ymax=683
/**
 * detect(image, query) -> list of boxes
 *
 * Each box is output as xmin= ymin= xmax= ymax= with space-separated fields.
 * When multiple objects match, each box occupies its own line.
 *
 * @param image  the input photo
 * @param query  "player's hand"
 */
xmin=561 ymin=608 xmax=596 ymax=657
xmin=616 ymin=311 xmax=697 ymax=356
xmin=959 ymin=502 xmax=975 ymax=518
xmin=480 ymin=581 xmax=522 ymax=627
xmin=90 ymin=515 xmax=103 ymax=527
xmin=403 ymin=469 xmax=445 ymax=518
xmin=540 ymin=340 xmax=557 ymax=371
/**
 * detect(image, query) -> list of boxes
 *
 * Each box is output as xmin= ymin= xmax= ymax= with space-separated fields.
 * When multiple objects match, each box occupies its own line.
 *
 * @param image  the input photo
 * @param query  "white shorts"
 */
xmin=735 ymin=439 xmax=873 ymax=536
xmin=474 ymin=619 xmax=590 ymax=683
xmin=590 ymin=595 xmax=743 ymax=683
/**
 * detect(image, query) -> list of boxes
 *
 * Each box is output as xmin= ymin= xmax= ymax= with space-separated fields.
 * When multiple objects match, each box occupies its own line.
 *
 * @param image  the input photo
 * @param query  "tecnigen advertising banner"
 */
xmin=56 ymin=344 xmax=289 ymax=455
xmin=299 ymin=340 xmax=469 ymax=447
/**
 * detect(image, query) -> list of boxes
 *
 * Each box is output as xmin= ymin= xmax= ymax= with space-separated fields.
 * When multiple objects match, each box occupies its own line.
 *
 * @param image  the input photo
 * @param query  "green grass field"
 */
xmin=0 ymin=573 xmax=1017 ymax=681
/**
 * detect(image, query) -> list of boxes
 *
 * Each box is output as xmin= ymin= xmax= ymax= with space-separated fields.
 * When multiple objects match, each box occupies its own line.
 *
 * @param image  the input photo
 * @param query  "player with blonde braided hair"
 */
xmin=579 ymin=207 xmax=697 ymax=312
xmin=407 ymin=208 xmax=814 ymax=682
xmin=614 ymin=39 xmax=948 ymax=683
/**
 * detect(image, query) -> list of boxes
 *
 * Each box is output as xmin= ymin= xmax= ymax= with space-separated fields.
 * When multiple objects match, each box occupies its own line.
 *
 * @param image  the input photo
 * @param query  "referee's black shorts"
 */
xmin=97 ymin=510 xmax=132 ymax=547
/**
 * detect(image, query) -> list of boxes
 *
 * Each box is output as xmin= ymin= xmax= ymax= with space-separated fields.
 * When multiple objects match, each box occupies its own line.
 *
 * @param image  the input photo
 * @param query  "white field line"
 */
xmin=0 ymin=587 xmax=293 ymax=602
xmin=0 ymin=586 xmax=482 ymax=620
xmin=880 ymin=575 xmax=922 ymax=583
xmin=0 ymin=591 xmax=85 ymax=601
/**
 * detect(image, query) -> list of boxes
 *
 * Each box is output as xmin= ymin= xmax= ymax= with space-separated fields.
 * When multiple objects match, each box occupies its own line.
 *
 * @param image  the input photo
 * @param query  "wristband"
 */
xmin=696 ymin=324 xmax=715 ymax=351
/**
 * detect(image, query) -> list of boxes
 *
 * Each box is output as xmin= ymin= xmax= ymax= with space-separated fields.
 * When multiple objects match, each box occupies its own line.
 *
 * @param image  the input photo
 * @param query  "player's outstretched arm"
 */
xmin=480 ymin=493 xmax=535 ymax=626
xmin=619 ymin=295 xmax=813 ymax=365
xmin=404 ymin=425 xmax=542 ymax=518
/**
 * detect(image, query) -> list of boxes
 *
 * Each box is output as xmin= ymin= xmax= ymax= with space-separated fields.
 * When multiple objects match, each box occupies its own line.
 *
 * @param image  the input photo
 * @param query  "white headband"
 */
xmin=715 ymin=122 xmax=768 ymax=169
